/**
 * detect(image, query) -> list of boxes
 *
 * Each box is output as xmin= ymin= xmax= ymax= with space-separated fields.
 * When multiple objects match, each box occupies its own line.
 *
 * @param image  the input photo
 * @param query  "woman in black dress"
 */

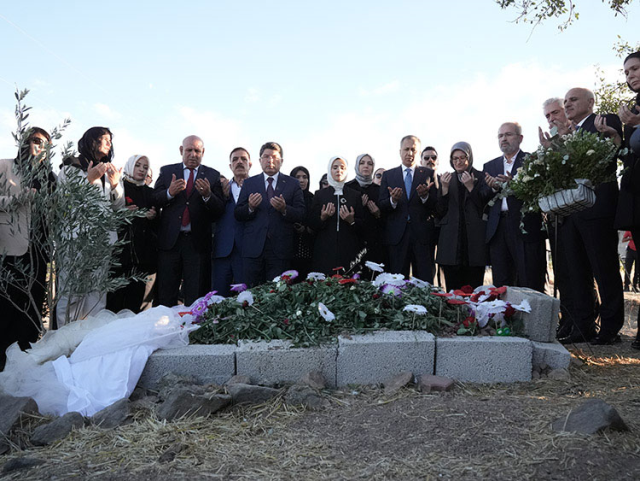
xmin=106 ymin=155 xmax=158 ymax=313
xmin=346 ymin=153 xmax=386 ymax=265
xmin=614 ymin=51 xmax=640 ymax=349
xmin=435 ymin=142 xmax=492 ymax=290
xmin=309 ymin=157 xmax=363 ymax=275
xmin=289 ymin=166 xmax=315 ymax=279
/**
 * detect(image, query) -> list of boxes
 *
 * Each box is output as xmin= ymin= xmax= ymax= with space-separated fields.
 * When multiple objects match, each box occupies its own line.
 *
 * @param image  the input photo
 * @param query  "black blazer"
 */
xmin=154 ymin=163 xmax=224 ymax=253
xmin=483 ymin=151 xmax=544 ymax=243
xmin=378 ymin=165 xmax=437 ymax=246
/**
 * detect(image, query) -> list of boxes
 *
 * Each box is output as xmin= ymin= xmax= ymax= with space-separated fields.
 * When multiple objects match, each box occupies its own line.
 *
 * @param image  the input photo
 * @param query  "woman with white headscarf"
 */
xmin=106 ymin=155 xmax=158 ymax=313
xmin=309 ymin=156 xmax=363 ymax=275
xmin=436 ymin=142 xmax=492 ymax=290
xmin=346 ymin=153 xmax=386 ymax=265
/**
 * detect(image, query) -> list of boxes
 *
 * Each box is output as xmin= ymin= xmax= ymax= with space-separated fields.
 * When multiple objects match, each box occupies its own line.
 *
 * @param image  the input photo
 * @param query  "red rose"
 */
xmin=463 ymin=316 xmax=476 ymax=328
xmin=461 ymin=285 xmax=474 ymax=294
xmin=504 ymin=304 xmax=516 ymax=318
xmin=447 ymin=299 xmax=467 ymax=305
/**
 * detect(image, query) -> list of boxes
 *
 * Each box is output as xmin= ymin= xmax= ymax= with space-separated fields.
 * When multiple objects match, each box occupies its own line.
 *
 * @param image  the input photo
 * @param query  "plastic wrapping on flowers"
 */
xmin=189 ymin=269 xmax=529 ymax=347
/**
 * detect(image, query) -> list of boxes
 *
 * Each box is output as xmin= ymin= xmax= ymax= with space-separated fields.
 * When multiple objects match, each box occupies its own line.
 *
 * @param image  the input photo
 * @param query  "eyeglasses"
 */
xmin=452 ymin=155 xmax=468 ymax=163
xmin=375 ymin=174 xmax=383 ymax=178
xmin=423 ymin=155 xmax=437 ymax=160
xmin=261 ymin=154 xmax=281 ymax=161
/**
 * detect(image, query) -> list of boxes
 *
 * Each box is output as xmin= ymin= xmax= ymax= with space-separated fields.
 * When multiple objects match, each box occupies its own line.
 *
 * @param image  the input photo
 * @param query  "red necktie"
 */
xmin=181 ymin=168 xmax=195 ymax=227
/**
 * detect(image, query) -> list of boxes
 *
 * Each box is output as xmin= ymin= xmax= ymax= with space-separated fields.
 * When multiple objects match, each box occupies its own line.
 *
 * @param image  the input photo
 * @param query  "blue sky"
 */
xmin=1 ymin=1 xmax=638 ymax=184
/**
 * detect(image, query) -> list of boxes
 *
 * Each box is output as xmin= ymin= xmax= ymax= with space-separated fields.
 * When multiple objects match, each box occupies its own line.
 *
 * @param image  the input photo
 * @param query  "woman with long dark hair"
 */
xmin=56 ymin=127 xmax=124 ymax=326
xmin=290 ymin=166 xmax=315 ymax=279
xmin=0 ymin=127 xmax=56 ymax=369
xmin=106 ymin=155 xmax=158 ymax=313
xmin=436 ymin=142 xmax=492 ymax=290
xmin=615 ymin=51 xmax=640 ymax=349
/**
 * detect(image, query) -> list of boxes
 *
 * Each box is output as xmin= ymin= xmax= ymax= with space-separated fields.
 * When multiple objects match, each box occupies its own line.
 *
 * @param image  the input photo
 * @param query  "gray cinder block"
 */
xmin=138 ymin=344 xmax=237 ymax=389
xmin=504 ymin=286 xmax=560 ymax=342
xmin=435 ymin=337 xmax=532 ymax=383
xmin=531 ymin=341 xmax=571 ymax=370
xmin=336 ymin=331 xmax=435 ymax=386
xmin=236 ymin=340 xmax=337 ymax=387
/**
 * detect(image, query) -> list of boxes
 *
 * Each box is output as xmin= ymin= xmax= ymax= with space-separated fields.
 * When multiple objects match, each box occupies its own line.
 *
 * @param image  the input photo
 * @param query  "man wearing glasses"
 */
xmin=420 ymin=146 xmax=439 ymax=171
xmin=484 ymin=122 xmax=546 ymax=293
xmin=235 ymin=142 xmax=305 ymax=287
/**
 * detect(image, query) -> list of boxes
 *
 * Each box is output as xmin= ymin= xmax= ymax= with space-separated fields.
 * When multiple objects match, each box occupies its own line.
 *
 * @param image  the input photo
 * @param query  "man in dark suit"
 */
xmin=235 ymin=142 xmax=305 ymax=287
xmin=484 ymin=122 xmax=546 ymax=292
xmin=154 ymin=135 xmax=224 ymax=306
xmin=379 ymin=135 xmax=437 ymax=281
xmin=211 ymin=147 xmax=251 ymax=297
xmin=557 ymin=87 xmax=624 ymax=345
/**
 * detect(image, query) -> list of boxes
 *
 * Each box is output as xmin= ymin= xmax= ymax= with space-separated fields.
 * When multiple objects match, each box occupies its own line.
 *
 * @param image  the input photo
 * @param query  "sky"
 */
xmin=1 ymin=1 xmax=638 ymax=185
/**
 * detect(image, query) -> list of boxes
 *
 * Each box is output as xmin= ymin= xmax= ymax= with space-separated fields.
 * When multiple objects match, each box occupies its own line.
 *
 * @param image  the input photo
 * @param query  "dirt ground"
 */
xmin=3 ymin=293 xmax=640 ymax=480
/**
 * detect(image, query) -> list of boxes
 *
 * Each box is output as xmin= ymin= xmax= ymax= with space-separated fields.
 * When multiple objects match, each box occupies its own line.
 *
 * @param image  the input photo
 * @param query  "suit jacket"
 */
xmin=615 ymin=123 xmax=640 ymax=230
xmin=234 ymin=172 xmax=305 ymax=259
xmin=154 ymin=162 xmax=224 ymax=253
xmin=0 ymin=159 xmax=30 ymax=256
xmin=213 ymin=191 xmax=244 ymax=259
xmin=484 ymin=151 xmax=544 ymax=243
xmin=578 ymin=113 xmax=623 ymax=220
xmin=378 ymin=164 xmax=437 ymax=246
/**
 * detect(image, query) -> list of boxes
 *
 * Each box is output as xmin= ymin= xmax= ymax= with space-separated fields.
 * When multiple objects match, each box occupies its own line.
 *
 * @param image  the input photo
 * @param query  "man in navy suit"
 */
xmin=235 ymin=142 xmax=305 ymax=287
xmin=154 ymin=135 xmax=224 ymax=306
xmin=211 ymin=147 xmax=251 ymax=297
xmin=379 ymin=135 xmax=437 ymax=281
xmin=557 ymin=87 xmax=624 ymax=345
xmin=484 ymin=122 xmax=546 ymax=292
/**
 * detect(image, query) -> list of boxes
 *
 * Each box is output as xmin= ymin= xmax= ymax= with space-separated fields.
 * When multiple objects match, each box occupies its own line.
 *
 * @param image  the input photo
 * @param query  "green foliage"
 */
xmin=189 ymin=277 xmax=464 ymax=347
xmin=594 ymin=38 xmax=640 ymax=114
xmin=497 ymin=0 xmax=632 ymax=30
xmin=510 ymin=130 xmax=620 ymax=213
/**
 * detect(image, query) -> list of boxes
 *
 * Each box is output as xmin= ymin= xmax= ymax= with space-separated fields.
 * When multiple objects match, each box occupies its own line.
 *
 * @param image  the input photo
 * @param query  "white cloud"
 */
xmin=94 ymin=103 xmax=122 ymax=121
xmin=244 ymin=87 xmax=260 ymax=103
xmin=358 ymin=80 xmax=400 ymax=97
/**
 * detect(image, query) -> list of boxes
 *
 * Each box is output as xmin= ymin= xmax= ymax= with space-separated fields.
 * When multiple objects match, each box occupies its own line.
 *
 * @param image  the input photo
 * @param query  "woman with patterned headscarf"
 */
xmin=106 ymin=155 xmax=158 ymax=313
xmin=346 ymin=153 xmax=386 ymax=265
xmin=436 ymin=142 xmax=492 ymax=290
xmin=309 ymin=157 xmax=363 ymax=275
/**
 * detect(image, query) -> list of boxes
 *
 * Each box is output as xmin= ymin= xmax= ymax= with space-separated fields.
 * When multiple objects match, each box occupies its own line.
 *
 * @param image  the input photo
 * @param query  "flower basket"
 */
xmin=537 ymin=179 xmax=595 ymax=215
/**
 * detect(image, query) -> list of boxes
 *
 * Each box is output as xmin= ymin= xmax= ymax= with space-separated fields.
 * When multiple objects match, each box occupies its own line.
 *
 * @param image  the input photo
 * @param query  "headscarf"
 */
xmin=15 ymin=127 xmax=55 ymax=191
xmin=327 ymin=156 xmax=348 ymax=195
xmin=64 ymin=126 xmax=113 ymax=171
xmin=123 ymin=155 xmax=150 ymax=186
xmin=290 ymin=166 xmax=311 ymax=192
xmin=319 ymin=174 xmax=328 ymax=190
xmin=450 ymin=141 xmax=474 ymax=178
xmin=354 ymin=153 xmax=375 ymax=188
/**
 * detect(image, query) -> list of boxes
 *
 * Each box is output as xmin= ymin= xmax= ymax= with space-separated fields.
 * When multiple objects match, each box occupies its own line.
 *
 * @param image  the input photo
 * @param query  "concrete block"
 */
xmin=138 ymin=344 xmax=236 ymax=389
xmin=504 ymin=286 xmax=560 ymax=342
xmin=336 ymin=331 xmax=435 ymax=387
xmin=236 ymin=340 xmax=337 ymax=387
xmin=531 ymin=341 xmax=571 ymax=370
xmin=435 ymin=337 xmax=531 ymax=383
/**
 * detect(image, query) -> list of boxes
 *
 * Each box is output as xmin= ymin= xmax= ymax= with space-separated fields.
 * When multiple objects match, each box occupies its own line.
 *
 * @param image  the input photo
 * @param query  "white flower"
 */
xmin=372 ymin=272 xmax=405 ymax=287
xmin=236 ymin=291 xmax=254 ymax=306
xmin=318 ymin=302 xmax=335 ymax=322
xmin=306 ymin=272 xmax=326 ymax=281
xmin=408 ymin=277 xmax=431 ymax=289
xmin=272 ymin=275 xmax=281 ymax=283
xmin=295 ymin=310 xmax=302 ymax=317
xmin=365 ymin=260 xmax=385 ymax=273
xmin=586 ymin=149 xmax=595 ymax=156
xmin=206 ymin=295 xmax=225 ymax=306
xmin=403 ymin=304 xmax=427 ymax=315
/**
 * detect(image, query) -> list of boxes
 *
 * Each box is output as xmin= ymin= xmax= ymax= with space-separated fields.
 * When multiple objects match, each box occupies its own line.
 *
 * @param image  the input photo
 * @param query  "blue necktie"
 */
xmin=404 ymin=168 xmax=412 ymax=199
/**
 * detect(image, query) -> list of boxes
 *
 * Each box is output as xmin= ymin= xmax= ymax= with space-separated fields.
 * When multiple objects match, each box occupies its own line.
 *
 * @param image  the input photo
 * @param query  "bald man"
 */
xmin=154 ymin=135 xmax=224 ymax=306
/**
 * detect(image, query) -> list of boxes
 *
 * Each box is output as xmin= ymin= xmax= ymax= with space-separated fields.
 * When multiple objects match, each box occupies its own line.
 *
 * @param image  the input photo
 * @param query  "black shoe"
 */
xmin=590 ymin=334 xmax=622 ymax=346
xmin=557 ymin=322 xmax=573 ymax=339
xmin=559 ymin=329 xmax=597 ymax=345
xmin=632 ymin=339 xmax=640 ymax=350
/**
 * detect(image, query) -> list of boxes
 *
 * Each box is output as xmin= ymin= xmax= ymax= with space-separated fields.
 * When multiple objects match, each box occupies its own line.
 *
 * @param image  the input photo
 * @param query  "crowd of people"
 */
xmin=2 ymin=52 xmax=640 ymax=370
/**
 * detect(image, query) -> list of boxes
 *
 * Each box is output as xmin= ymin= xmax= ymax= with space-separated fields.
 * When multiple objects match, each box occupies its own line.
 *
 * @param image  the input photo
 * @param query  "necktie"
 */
xmin=181 ymin=168 xmax=195 ymax=227
xmin=404 ymin=168 xmax=412 ymax=199
xmin=267 ymin=177 xmax=275 ymax=201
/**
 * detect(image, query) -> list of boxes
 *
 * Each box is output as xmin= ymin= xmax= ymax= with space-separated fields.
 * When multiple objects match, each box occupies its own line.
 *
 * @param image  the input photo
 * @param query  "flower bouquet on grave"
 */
xmin=510 ymin=129 xmax=620 ymax=216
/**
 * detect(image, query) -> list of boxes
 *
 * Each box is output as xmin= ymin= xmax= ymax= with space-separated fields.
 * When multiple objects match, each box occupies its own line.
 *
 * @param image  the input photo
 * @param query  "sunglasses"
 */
xmin=375 ymin=174 xmax=383 ymax=178
xmin=423 ymin=155 xmax=437 ymax=160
